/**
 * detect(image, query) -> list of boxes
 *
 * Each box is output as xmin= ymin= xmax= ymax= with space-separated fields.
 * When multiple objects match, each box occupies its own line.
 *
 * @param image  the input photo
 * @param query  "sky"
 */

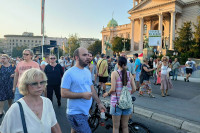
xmin=0 ymin=0 xmax=133 ymax=39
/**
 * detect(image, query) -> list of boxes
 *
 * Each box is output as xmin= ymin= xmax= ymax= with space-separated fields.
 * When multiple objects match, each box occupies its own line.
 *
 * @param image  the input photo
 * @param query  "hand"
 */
xmin=99 ymin=73 xmax=103 ymax=76
xmin=10 ymin=74 xmax=14 ymax=77
xmin=103 ymin=92 xmax=108 ymax=98
xmin=12 ymin=87 xmax=16 ymax=93
xmin=98 ymin=103 xmax=106 ymax=112
xmin=82 ymin=92 xmax=92 ymax=100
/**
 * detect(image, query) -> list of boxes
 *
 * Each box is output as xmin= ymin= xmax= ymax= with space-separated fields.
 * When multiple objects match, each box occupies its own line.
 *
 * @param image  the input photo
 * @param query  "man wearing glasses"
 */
xmin=13 ymin=49 xmax=40 ymax=102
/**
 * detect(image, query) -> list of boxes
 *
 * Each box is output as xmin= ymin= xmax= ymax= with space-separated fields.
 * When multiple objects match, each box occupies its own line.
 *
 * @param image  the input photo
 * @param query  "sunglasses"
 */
xmin=29 ymin=81 xmax=47 ymax=87
xmin=50 ymin=58 xmax=56 ymax=59
xmin=23 ymin=53 xmax=29 ymax=56
xmin=1 ymin=58 xmax=7 ymax=60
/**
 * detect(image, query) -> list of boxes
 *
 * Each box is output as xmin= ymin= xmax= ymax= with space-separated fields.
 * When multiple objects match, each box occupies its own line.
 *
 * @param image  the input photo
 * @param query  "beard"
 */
xmin=79 ymin=58 xmax=89 ymax=67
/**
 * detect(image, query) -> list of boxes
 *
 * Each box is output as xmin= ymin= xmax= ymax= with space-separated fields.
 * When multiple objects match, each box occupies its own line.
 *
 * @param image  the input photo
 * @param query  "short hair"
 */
xmin=88 ymin=51 xmax=93 ymax=56
xmin=23 ymin=49 xmax=34 ymax=56
xmin=134 ymin=53 xmax=138 ymax=57
xmin=50 ymin=54 xmax=57 ymax=59
xmin=143 ymin=58 xmax=148 ymax=62
xmin=18 ymin=68 xmax=47 ymax=96
xmin=73 ymin=48 xmax=79 ymax=58
xmin=1 ymin=54 xmax=10 ymax=59
xmin=101 ymin=53 xmax=105 ymax=58
xmin=161 ymin=56 xmax=169 ymax=62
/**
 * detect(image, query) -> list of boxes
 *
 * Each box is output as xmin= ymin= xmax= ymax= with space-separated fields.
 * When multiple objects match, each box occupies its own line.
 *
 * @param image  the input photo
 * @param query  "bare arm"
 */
xmin=61 ymin=88 xmax=92 ymax=100
xmin=143 ymin=66 xmax=154 ymax=72
xmin=41 ymin=64 xmax=46 ymax=71
xmin=135 ymin=65 xmax=138 ymax=72
xmin=13 ymin=71 xmax=19 ymax=92
xmin=51 ymin=123 xmax=62 ymax=133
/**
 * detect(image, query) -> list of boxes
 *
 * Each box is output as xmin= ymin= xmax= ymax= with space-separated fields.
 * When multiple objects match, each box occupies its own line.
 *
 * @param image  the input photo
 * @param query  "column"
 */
xmin=158 ymin=13 xmax=163 ymax=52
xmin=139 ymin=0 xmax=141 ymax=3
xmin=139 ymin=17 xmax=144 ymax=51
xmin=170 ymin=11 xmax=176 ymax=50
xmin=133 ymin=0 xmax=135 ymax=7
xmin=131 ymin=19 xmax=135 ymax=51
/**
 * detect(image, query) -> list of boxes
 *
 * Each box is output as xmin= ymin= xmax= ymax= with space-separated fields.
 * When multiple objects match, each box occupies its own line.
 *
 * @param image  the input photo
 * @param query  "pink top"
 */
xmin=110 ymin=70 xmax=132 ymax=107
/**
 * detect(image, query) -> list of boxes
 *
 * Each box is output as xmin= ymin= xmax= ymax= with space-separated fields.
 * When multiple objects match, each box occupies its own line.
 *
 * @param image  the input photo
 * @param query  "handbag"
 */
xmin=116 ymin=71 xmax=132 ymax=109
xmin=17 ymin=101 xmax=28 ymax=133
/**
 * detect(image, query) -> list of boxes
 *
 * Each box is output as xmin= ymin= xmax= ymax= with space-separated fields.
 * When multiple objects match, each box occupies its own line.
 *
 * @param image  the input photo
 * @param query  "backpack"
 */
xmin=116 ymin=71 xmax=132 ymax=109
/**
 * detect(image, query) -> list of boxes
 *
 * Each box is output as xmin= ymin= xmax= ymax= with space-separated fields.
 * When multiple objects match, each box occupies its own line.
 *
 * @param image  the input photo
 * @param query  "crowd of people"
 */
xmin=0 ymin=47 xmax=197 ymax=133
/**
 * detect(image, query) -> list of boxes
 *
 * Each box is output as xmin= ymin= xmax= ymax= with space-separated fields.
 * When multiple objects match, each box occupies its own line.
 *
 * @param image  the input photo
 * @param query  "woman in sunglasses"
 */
xmin=157 ymin=56 xmax=173 ymax=97
xmin=44 ymin=55 xmax=63 ymax=106
xmin=0 ymin=68 xmax=62 ymax=133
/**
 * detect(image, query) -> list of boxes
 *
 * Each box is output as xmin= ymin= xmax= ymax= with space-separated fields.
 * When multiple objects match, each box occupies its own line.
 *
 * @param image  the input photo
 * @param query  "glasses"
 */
xmin=1 ymin=58 xmax=7 ymax=60
xmin=29 ymin=81 xmax=47 ymax=87
xmin=50 ymin=58 xmax=56 ymax=60
xmin=23 ymin=53 xmax=29 ymax=56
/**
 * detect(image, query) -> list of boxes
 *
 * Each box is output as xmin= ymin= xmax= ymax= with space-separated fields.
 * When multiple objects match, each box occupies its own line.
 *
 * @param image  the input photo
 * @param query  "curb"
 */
xmin=134 ymin=106 xmax=200 ymax=133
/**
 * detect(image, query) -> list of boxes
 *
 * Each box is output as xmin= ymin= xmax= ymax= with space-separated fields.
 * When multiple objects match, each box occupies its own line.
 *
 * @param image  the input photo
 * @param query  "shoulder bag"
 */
xmin=17 ymin=101 xmax=28 ymax=133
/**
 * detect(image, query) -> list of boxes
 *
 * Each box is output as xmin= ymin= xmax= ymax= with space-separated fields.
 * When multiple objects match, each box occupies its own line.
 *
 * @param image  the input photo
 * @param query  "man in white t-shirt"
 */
xmin=185 ymin=58 xmax=196 ymax=82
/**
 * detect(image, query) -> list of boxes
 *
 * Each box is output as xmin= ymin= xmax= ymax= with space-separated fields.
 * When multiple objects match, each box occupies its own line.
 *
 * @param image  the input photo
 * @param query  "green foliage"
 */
xmin=0 ymin=48 xmax=3 ymax=53
xmin=87 ymin=40 xmax=102 ymax=56
xmin=66 ymin=34 xmax=80 ymax=57
xmin=174 ymin=20 xmax=200 ymax=64
xmin=111 ymin=37 xmax=130 ymax=53
xmin=12 ymin=45 xmax=28 ymax=57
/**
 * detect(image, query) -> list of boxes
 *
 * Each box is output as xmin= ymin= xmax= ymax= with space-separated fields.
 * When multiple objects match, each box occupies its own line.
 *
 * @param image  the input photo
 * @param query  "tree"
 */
xmin=192 ymin=17 xmax=200 ymax=58
xmin=66 ymin=34 xmax=80 ymax=57
xmin=12 ymin=45 xmax=28 ymax=57
xmin=174 ymin=22 xmax=194 ymax=53
xmin=87 ymin=40 xmax=102 ymax=56
xmin=0 ymin=48 xmax=3 ymax=53
xmin=111 ymin=37 xmax=130 ymax=54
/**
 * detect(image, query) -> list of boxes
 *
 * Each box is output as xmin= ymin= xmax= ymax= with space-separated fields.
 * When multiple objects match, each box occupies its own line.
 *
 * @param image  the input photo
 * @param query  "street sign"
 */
xmin=148 ymin=30 xmax=161 ymax=46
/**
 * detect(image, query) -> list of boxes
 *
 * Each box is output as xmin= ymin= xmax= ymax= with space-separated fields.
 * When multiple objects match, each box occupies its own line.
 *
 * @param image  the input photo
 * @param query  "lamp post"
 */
xmin=122 ymin=38 xmax=127 ymax=52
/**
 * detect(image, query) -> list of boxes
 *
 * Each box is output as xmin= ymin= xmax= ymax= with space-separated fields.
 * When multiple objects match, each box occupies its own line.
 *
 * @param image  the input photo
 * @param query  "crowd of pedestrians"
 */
xmin=0 ymin=47 xmax=198 ymax=133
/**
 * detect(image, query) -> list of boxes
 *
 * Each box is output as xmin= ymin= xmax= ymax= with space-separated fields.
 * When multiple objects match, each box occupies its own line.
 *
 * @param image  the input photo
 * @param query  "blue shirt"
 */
xmin=134 ymin=58 xmax=141 ymax=72
xmin=61 ymin=66 xmax=93 ymax=115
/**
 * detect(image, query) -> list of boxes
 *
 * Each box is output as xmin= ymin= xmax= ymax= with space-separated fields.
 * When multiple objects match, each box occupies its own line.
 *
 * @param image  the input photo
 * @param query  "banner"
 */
xmin=41 ymin=0 xmax=45 ymax=34
xmin=148 ymin=30 xmax=162 ymax=46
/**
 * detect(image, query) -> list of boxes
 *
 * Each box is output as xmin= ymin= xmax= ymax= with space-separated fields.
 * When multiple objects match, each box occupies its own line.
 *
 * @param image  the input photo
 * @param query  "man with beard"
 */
xmin=61 ymin=47 xmax=106 ymax=133
xmin=86 ymin=52 xmax=96 ymax=85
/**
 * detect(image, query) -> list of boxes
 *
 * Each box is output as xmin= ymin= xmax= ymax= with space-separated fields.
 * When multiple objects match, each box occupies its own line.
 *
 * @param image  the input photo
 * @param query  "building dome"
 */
xmin=107 ymin=18 xmax=118 ymax=28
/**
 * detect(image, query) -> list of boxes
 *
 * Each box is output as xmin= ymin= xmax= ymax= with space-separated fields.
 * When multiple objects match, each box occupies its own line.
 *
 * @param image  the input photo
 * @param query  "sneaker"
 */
xmin=58 ymin=101 xmax=61 ymax=107
xmin=184 ymin=78 xmax=186 ymax=82
xmin=149 ymin=94 xmax=155 ymax=98
xmin=187 ymin=80 xmax=189 ymax=82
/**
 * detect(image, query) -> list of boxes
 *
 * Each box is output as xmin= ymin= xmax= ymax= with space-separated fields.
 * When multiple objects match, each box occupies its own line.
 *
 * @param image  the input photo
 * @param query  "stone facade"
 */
xmin=4 ymin=32 xmax=67 ymax=56
xmin=101 ymin=0 xmax=200 ymax=55
xmin=79 ymin=38 xmax=99 ymax=48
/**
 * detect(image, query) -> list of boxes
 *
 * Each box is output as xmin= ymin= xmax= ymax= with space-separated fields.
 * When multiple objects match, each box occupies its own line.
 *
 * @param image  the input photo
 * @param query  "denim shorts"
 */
xmin=110 ymin=105 xmax=133 ymax=116
xmin=135 ymin=72 xmax=141 ymax=82
xmin=14 ymin=87 xmax=24 ymax=102
xmin=67 ymin=114 xmax=91 ymax=133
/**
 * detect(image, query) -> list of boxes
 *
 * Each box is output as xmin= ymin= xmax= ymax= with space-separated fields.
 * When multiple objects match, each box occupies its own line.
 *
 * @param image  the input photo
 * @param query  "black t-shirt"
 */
xmin=44 ymin=64 xmax=64 ymax=86
xmin=141 ymin=64 xmax=150 ymax=81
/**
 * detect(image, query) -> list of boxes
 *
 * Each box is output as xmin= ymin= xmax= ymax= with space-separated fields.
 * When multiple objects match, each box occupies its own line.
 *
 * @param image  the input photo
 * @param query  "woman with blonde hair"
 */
xmin=0 ymin=68 xmax=62 ymax=133
xmin=0 ymin=54 xmax=15 ymax=118
xmin=157 ymin=56 xmax=173 ymax=97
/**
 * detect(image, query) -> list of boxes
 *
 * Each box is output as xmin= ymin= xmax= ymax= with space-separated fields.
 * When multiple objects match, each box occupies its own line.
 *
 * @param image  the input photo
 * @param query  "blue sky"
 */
xmin=0 ymin=0 xmax=133 ymax=39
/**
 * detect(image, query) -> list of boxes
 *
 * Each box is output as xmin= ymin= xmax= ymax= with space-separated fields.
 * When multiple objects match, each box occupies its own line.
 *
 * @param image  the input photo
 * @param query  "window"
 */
xmin=35 ymin=40 xmax=37 ymax=43
xmin=13 ymin=43 xmax=14 ymax=45
xmin=144 ymin=24 xmax=147 ymax=34
xmin=13 ymin=40 xmax=14 ymax=42
xmin=20 ymin=40 xmax=22 ymax=42
xmin=32 ymin=40 xmax=34 ymax=42
xmin=16 ymin=43 xmax=18 ymax=46
xmin=128 ymin=33 xmax=130 ymax=39
xmin=24 ymin=40 xmax=26 ymax=42
xmin=39 ymin=41 xmax=41 ymax=43
xmin=16 ymin=39 xmax=18 ymax=42
xmin=28 ymin=40 xmax=30 ymax=42
xmin=10 ymin=40 xmax=11 ymax=42
xmin=10 ymin=43 xmax=11 ymax=45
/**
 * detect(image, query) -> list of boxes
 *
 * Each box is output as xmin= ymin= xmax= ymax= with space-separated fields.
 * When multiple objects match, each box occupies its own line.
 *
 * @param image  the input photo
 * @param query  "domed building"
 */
xmin=101 ymin=0 xmax=200 ymax=55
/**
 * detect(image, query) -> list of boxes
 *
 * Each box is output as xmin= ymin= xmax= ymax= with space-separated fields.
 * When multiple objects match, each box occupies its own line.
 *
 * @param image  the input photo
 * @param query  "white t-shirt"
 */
xmin=0 ymin=97 xmax=57 ymax=133
xmin=186 ymin=60 xmax=196 ymax=69
xmin=58 ymin=59 xmax=65 ymax=67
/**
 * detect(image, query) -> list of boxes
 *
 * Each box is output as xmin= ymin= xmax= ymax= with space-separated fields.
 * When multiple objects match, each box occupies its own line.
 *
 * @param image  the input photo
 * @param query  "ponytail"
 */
xmin=121 ymin=65 xmax=128 ymax=86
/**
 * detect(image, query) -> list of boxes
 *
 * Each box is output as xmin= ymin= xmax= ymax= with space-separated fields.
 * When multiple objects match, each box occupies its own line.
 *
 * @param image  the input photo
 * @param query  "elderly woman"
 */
xmin=0 ymin=68 xmax=62 ymax=133
xmin=157 ymin=56 xmax=173 ymax=97
xmin=139 ymin=58 xmax=155 ymax=98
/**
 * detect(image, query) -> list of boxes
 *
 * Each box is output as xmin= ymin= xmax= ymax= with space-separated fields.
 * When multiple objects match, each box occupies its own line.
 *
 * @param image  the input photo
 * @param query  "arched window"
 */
xmin=144 ymin=24 xmax=147 ymax=34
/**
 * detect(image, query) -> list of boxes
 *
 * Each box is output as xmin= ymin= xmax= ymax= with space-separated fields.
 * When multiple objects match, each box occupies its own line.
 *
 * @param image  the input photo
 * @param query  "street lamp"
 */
xmin=122 ymin=38 xmax=127 ymax=52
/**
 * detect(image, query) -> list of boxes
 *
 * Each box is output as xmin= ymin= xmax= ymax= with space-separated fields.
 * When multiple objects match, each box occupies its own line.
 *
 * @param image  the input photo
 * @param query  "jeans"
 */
xmin=172 ymin=68 xmax=178 ymax=80
xmin=14 ymin=87 xmax=24 ymax=102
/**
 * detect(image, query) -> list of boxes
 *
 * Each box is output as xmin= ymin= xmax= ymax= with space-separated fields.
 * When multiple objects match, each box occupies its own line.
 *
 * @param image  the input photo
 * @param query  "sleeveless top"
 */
xmin=110 ymin=70 xmax=132 ymax=107
xmin=161 ymin=63 xmax=168 ymax=75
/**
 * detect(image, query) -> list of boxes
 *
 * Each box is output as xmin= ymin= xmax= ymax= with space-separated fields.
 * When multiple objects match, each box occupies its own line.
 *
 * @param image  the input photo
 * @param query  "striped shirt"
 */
xmin=110 ymin=70 xmax=132 ymax=107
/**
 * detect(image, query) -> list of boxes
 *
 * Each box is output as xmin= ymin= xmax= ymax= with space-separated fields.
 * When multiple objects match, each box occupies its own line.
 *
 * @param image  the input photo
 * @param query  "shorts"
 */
xmin=67 ymin=114 xmax=91 ymax=133
xmin=99 ymin=76 xmax=108 ymax=83
xmin=186 ymin=68 xmax=193 ymax=74
xmin=14 ymin=87 xmax=24 ymax=102
xmin=110 ymin=105 xmax=132 ymax=116
xmin=135 ymin=72 xmax=141 ymax=82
